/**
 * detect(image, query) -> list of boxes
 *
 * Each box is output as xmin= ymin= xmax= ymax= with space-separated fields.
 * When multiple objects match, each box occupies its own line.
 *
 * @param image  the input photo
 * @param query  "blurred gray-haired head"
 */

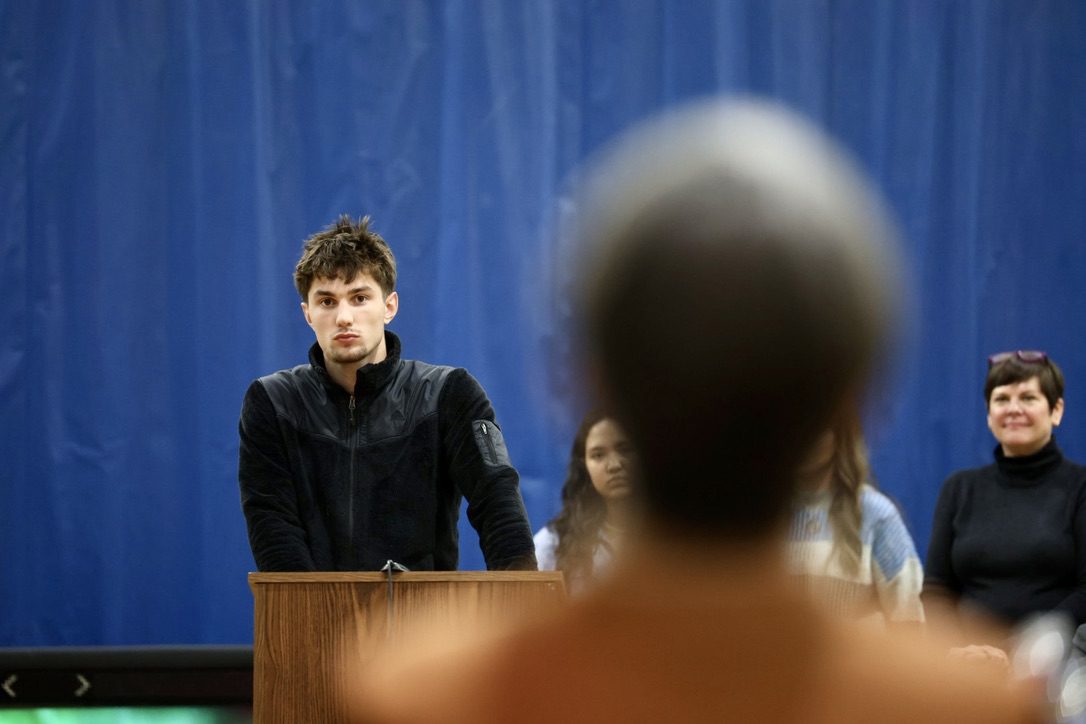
xmin=577 ymin=98 xmax=902 ymax=540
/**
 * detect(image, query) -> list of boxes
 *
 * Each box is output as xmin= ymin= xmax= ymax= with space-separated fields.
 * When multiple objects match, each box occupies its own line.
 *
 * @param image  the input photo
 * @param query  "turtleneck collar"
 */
xmin=309 ymin=330 xmax=402 ymax=397
xmin=994 ymin=437 xmax=1063 ymax=484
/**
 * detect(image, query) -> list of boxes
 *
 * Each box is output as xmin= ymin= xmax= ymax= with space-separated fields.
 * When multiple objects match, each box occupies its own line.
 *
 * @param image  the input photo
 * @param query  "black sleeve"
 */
xmin=1054 ymin=474 xmax=1086 ymax=621
xmin=238 ymin=380 xmax=316 ymax=572
xmin=921 ymin=473 xmax=962 ymax=613
xmin=439 ymin=369 xmax=537 ymax=570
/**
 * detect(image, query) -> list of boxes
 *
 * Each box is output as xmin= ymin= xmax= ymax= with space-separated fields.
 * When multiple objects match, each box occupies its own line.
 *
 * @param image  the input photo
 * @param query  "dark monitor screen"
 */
xmin=0 ymin=646 xmax=253 ymax=722
xmin=0 ymin=706 xmax=251 ymax=723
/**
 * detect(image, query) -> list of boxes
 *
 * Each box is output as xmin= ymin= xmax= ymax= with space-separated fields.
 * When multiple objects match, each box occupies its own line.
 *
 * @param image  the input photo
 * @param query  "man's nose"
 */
xmin=336 ymin=305 xmax=352 ymax=326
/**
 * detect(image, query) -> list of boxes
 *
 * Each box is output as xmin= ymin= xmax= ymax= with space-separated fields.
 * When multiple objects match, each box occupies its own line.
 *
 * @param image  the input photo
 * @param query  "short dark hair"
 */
xmin=985 ymin=357 xmax=1064 ymax=409
xmin=578 ymin=100 xmax=899 ymax=541
xmin=294 ymin=215 xmax=397 ymax=301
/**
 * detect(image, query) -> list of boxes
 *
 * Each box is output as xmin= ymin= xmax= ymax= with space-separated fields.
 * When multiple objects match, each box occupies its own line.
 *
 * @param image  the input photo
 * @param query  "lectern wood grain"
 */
xmin=250 ymin=572 xmax=565 ymax=723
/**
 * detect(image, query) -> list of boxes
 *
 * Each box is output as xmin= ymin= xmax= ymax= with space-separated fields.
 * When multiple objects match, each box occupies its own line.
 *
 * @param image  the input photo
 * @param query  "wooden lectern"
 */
xmin=249 ymin=571 xmax=566 ymax=723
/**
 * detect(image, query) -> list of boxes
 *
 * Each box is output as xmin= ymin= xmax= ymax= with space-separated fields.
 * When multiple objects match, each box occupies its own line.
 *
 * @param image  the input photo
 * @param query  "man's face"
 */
xmin=302 ymin=272 xmax=398 ymax=372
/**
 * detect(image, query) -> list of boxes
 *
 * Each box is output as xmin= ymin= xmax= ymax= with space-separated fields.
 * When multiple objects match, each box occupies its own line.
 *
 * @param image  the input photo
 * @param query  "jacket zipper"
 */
xmin=480 ymin=421 xmax=498 ymax=462
xmin=348 ymin=394 xmax=357 ymax=567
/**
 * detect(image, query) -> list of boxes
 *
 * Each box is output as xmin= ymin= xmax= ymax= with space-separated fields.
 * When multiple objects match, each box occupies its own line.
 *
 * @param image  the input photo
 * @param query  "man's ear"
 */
xmin=301 ymin=301 xmax=313 ymax=327
xmin=383 ymin=291 xmax=399 ymax=324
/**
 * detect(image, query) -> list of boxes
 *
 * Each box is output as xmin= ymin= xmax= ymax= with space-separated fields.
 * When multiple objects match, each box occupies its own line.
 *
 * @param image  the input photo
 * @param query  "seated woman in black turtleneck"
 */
xmin=923 ymin=351 xmax=1086 ymax=657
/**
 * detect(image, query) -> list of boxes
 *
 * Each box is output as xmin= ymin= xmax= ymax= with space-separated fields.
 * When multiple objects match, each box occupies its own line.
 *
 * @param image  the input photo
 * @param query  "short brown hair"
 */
xmin=985 ymin=356 xmax=1064 ymax=409
xmin=293 ymin=215 xmax=396 ymax=300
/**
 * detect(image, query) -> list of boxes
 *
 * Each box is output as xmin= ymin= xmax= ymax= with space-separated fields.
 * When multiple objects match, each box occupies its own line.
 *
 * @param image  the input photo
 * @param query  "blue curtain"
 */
xmin=2 ymin=1 xmax=1084 ymax=645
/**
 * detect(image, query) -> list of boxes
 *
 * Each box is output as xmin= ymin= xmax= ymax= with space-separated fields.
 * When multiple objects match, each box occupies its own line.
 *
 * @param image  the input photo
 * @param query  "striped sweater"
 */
xmin=788 ymin=485 xmax=924 ymax=625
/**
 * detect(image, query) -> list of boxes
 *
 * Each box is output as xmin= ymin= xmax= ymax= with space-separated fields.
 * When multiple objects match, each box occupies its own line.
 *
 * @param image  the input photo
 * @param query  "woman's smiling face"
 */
xmin=987 ymin=376 xmax=1064 ymax=457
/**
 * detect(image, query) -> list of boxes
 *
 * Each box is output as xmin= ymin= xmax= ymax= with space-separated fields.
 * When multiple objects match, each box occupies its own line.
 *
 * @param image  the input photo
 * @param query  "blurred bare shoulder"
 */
xmin=346 ymin=593 xmax=1044 ymax=724
xmin=810 ymin=621 xmax=1046 ymax=724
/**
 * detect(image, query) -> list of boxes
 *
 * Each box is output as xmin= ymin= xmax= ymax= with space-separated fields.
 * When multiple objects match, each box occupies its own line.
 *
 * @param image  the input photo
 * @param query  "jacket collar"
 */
xmin=309 ymin=330 xmax=402 ymax=397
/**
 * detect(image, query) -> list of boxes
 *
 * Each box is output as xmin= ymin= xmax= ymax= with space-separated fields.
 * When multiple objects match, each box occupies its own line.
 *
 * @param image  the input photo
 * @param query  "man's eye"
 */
xmin=354 ymin=295 xmax=368 ymax=303
xmin=319 ymin=299 xmax=335 ymax=307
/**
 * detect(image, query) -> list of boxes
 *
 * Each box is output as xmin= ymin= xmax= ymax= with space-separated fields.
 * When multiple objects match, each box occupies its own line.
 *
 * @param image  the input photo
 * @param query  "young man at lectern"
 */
xmin=238 ymin=216 xmax=536 ymax=572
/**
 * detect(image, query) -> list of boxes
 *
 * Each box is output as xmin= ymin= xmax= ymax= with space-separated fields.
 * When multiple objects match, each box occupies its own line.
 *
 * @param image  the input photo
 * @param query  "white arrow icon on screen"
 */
xmin=74 ymin=674 xmax=90 ymax=697
xmin=1 ymin=674 xmax=15 ymax=698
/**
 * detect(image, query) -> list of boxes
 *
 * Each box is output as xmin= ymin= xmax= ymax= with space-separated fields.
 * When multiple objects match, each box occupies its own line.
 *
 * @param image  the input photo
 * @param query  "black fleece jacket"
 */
xmin=238 ymin=331 xmax=536 ymax=572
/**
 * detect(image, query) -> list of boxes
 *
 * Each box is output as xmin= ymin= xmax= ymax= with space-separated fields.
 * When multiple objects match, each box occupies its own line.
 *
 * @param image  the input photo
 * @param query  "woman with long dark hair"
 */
xmin=534 ymin=410 xmax=635 ymax=592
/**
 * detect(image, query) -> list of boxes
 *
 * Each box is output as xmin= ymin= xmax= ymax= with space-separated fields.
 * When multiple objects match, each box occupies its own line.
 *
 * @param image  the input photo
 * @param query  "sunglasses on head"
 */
xmin=987 ymin=350 xmax=1048 ymax=367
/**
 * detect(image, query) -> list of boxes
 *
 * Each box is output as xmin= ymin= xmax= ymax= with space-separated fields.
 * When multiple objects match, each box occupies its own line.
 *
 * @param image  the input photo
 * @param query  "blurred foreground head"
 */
xmin=578 ymin=99 xmax=901 ymax=541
